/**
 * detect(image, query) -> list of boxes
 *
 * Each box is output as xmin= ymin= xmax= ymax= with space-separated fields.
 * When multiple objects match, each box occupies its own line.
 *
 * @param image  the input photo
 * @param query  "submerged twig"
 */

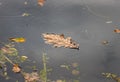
xmin=3 ymin=55 xmax=14 ymax=65
xmin=42 ymin=53 xmax=47 ymax=82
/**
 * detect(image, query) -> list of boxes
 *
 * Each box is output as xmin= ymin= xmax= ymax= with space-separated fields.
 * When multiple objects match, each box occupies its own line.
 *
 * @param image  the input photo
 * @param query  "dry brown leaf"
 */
xmin=114 ymin=29 xmax=120 ymax=33
xmin=12 ymin=64 xmax=21 ymax=73
xmin=42 ymin=33 xmax=79 ymax=50
xmin=23 ymin=72 xmax=40 ymax=82
xmin=1 ymin=44 xmax=17 ymax=54
xmin=38 ymin=0 xmax=45 ymax=6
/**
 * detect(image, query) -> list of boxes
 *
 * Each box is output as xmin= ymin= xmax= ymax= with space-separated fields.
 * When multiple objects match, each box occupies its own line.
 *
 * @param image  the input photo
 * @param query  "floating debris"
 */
xmin=1 ymin=47 xmax=16 ymax=54
xmin=22 ymin=13 xmax=30 ymax=17
xmin=72 ymin=69 xmax=80 ymax=76
xmin=38 ymin=0 xmax=45 ymax=6
xmin=21 ymin=56 xmax=28 ymax=60
xmin=102 ymin=72 xmax=120 ymax=82
xmin=102 ymin=73 xmax=112 ymax=78
xmin=23 ymin=72 xmax=40 ymax=82
xmin=42 ymin=33 xmax=79 ymax=50
xmin=9 ymin=37 xmax=26 ymax=43
xmin=19 ymin=56 xmax=28 ymax=63
xmin=101 ymin=40 xmax=109 ymax=45
xmin=12 ymin=64 xmax=21 ymax=73
xmin=21 ymin=56 xmax=28 ymax=59
xmin=1 ymin=44 xmax=18 ymax=55
xmin=114 ymin=28 xmax=120 ymax=33
xmin=71 ymin=62 xmax=79 ymax=68
xmin=60 ymin=64 xmax=70 ymax=70
xmin=106 ymin=21 xmax=112 ymax=24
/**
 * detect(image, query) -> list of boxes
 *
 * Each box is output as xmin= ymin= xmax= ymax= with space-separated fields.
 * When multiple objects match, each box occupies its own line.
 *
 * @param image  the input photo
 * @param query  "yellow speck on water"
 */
xmin=21 ymin=56 xmax=28 ymax=59
xmin=9 ymin=37 xmax=26 ymax=43
xmin=22 ymin=13 xmax=30 ymax=17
